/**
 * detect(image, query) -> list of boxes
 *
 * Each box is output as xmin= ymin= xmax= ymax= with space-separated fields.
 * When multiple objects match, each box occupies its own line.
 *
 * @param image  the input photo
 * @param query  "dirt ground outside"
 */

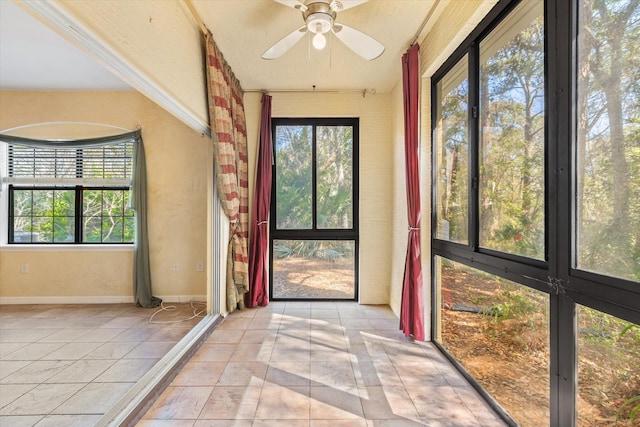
xmin=439 ymin=262 xmax=639 ymax=427
xmin=272 ymin=256 xmax=356 ymax=299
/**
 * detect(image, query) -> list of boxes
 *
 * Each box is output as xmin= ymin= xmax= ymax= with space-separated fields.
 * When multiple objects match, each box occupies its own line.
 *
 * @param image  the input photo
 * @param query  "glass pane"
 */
xmin=83 ymin=189 xmax=103 ymax=219
xmin=577 ymin=306 xmax=639 ymax=426
xmin=32 ymin=217 xmax=53 ymax=243
xmin=53 ymin=218 xmax=75 ymax=242
xmin=479 ymin=1 xmax=545 ymax=259
xmin=272 ymin=239 xmax=355 ymax=299
xmin=53 ymin=190 xmax=75 ymax=217
xmin=83 ymin=217 xmax=102 ymax=243
xmin=576 ymin=1 xmax=640 ymax=282
xmin=435 ymin=55 xmax=469 ymax=243
xmin=103 ymin=190 xmax=125 ymax=216
xmin=316 ymin=125 xmax=353 ymax=229
xmin=435 ymin=256 xmax=550 ymax=426
xmin=275 ymin=125 xmax=313 ymax=229
xmin=32 ymin=189 xmax=53 ymax=217
xmin=102 ymin=217 xmax=124 ymax=242
xmin=12 ymin=189 xmax=33 ymax=217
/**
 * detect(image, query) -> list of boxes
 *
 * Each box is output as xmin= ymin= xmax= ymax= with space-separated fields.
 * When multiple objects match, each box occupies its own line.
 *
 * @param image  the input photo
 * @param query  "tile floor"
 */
xmin=0 ymin=302 xmax=204 ymax=426
xmin=138 ymin=301 xmax=507 ymax=427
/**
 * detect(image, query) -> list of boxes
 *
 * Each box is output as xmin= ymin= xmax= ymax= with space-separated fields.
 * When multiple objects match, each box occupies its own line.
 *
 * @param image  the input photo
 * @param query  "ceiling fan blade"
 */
xmin=262 ymin=26 xmax=308 ymax=60
xmin=273 ymin=0 xmax=308 ymax=12
xmin=330 ymin=0 xmax=369 ymax=12
xmin=332 ymin=24 xmax=384 ymax=60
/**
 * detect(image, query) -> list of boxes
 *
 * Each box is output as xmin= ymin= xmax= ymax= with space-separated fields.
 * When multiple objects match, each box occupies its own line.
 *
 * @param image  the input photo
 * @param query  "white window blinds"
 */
xmin=6 ymin=142 xmax=133 ymax=186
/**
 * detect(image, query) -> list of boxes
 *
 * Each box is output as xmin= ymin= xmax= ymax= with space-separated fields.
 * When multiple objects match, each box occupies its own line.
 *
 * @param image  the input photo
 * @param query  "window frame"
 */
xmin=4 ymin=140 xmax=134 ymax=246
xmin=430 ymin=1 xmax=640 ymax=426
xmin=270 ymin=117 xmax=360 ymax=301
xmin=8 ymin=184 xmax=134 ymax=245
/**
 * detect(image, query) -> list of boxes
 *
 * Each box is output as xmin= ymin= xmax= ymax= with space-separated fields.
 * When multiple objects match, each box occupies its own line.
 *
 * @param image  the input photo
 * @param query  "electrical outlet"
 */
xmin=172 ymin=263 xmax=179 ymax=272
xmin=196 ymin=262 xmax=204 ymax=272
xmin=20 ymin=263 xmax=29 ymax=274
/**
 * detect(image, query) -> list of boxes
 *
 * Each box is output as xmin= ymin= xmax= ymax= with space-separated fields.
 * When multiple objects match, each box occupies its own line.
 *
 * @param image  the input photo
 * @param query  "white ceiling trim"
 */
xmin=19 ymin=0 xmax=211 ymax=137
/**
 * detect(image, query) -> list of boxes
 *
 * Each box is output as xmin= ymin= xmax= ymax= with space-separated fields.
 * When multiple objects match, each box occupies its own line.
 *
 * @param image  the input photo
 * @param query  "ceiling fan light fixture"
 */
xmin=312 ymin=32 xmax=327 ymax=49
xmin=306 ymin=13 xmax=332 ymax=34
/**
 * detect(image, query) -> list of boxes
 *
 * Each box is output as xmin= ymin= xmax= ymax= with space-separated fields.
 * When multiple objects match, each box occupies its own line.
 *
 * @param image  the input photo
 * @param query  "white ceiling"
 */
xmin=0 ymin=0 xmax=438 ymax=94
xmin=194 ymin=0 xmax=437 ymax=93
xmin=0 ymin=0 xmax=131 ymax=91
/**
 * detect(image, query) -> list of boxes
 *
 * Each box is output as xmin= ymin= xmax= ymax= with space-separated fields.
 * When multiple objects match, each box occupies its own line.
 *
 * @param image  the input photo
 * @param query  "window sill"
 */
xmin=0 ymin=244 xmax=134 ymax=252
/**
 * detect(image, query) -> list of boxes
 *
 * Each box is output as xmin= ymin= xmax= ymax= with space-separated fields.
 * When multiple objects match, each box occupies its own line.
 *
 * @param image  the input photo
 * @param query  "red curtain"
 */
xmin=247 ymin=94 xmax=273 ymax=308
xmin=399 ymin=43 xmax=425 ymax=341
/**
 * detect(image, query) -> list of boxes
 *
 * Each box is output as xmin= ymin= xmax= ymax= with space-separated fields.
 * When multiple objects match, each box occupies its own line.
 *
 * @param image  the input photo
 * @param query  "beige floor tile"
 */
xmin=144 ymin=386 xmax=213 ymax=420
xmin=53 ymin=382 xmax=134 ymax=414
xmin=0 ymin=329 xmax=55 ymax=343
xmin=0 ymin=360 xmax=73 ymax=384
xmin=172 ymin=361 xmax=227 ymax=387
xmin=231 ymin=343 xmax=273 ymax=362
xmin=0 ymin=415 xmax=44 ymax=426
xmin=309 ymin=361 xmax=357 ymax=388
xmin=217 ymin=317 xmax=253 ymax=330
xmin=37 ymin=328 xmax=93 ymax=343
xmin=217 ymin=362 xmax=268 ymax=386
xmin=311 ymin=420 xmax=367 ymax=427
xmin=190 ymin=343 xmax=237 ymax=362
xmin=0 ymin=342 xmax=27 ymax=358
xmin=36 ymin=414 xmax=103 ymax=426
xmin=310 ymin=386 xmax=363 ymax=419
xmin=39 ymin=341 xmax=103 ymax=360
xmin=265 ymin=360 xmax=311 ymax=386
xmin=1 ymin=342 xmax=65 ymax=361
xmin=207 ymin=329 xmax=245 ymax=344
xmin=358 ymin=386 xmax=420 ymax=420
xmin=85 ymin=341 xmax=140 ymax=359
xmin=73 ymin=327 xmax=126 ymax=342
xmin=198 ymin=386 xmax=261 ymax=419
xmin=125 ymin=341 xmax=178 ymax=359
xmin=137 ymin=420 xmax=197 ymax=426
xmin=405 ymin=385 xmax=477 ymax=421
xmin=94 ymin=357 xmax=159 ymax=383
xmin=240 ymin=329 xmax=277 ymax=345
xmin=147 ymin=327 xmax=193 ymax=342
xmin=45 ymin=359 xmax=116 ymax=383
xmin=109 ymin=327 xmax=157 ymax=342
xmin=0 ymin=384 xmax=37 ymax=408
xmin=254 ymin=384 xmax=310 ymax=420
xmin=0 ymin=360 xmax=32 ymax=380
xmin=0 ymin=383 xmax=84 ymax=415
xmin=253 ymin=421 xmax=309 ymax=427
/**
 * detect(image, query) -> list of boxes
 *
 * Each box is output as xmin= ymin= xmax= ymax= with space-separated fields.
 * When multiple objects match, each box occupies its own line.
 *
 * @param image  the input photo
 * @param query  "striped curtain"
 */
xmin=205 ymin=33 xmax=249 ymax=312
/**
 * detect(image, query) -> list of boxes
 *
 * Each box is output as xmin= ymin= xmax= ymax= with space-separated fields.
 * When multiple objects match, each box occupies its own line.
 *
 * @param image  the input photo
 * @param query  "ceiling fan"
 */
xmin=262 ymin=0 xmax=385 ymax=61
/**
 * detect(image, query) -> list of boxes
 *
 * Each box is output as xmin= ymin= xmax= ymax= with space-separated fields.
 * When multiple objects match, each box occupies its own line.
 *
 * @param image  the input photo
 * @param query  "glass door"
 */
xmin=271 ymin=118 xmax=359 ymax=300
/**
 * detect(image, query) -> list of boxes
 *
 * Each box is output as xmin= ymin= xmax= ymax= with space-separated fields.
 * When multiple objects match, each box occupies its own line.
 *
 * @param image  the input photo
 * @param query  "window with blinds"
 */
xmin=6 ymin=143 xmax=134 ymax=244
xmin=7 ymin=143 xmax=133 ymax=185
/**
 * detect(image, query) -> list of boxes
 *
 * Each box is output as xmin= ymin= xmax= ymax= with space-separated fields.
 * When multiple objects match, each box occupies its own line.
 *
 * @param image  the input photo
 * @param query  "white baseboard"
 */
xmin=0 ymin=295 xmax=207 ymax=305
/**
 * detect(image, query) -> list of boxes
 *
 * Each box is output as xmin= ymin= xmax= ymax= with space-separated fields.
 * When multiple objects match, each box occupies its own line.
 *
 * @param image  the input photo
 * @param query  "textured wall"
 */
xmin=0 ymin=91 xmax=208 ymax=302
xmin=244 ymin=92 xmax=393 ymax=305
xmin=55 ymin=0 xmax=208 ymax=129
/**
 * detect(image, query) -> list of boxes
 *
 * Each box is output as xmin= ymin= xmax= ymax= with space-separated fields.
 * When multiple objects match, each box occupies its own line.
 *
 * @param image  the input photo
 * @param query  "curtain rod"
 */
xmin=184 ymin=0 xmax=208 ymax=35
xmin=410 ymin=0 xmax=440 ymax=46
xmin=245 ymin=88 xmax=377 ymax=97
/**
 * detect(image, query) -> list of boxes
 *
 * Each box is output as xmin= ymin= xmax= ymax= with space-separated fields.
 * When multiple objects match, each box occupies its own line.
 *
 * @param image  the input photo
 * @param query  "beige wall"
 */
xmin=243 ymin=91 xmax=394 ymax=305
xmin=386 ymin=0 xmax=498 ymax=337
xmin=0 ymin=91 xmax=208 ymax=303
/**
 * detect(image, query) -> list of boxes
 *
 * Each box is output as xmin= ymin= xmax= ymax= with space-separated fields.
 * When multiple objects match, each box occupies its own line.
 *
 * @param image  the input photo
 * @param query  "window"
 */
xmin=271 ymin=118 xmax=358 ymax=300
xmin=6 ymin=143 xmax=134 ymax=244
xmin=431 ymin=1 xmax=639 ymax=426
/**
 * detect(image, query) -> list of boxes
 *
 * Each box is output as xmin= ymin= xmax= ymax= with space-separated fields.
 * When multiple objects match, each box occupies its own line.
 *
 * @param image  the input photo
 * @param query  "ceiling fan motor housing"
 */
xmin=303 ymin=2 xmax=336 ymax=34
